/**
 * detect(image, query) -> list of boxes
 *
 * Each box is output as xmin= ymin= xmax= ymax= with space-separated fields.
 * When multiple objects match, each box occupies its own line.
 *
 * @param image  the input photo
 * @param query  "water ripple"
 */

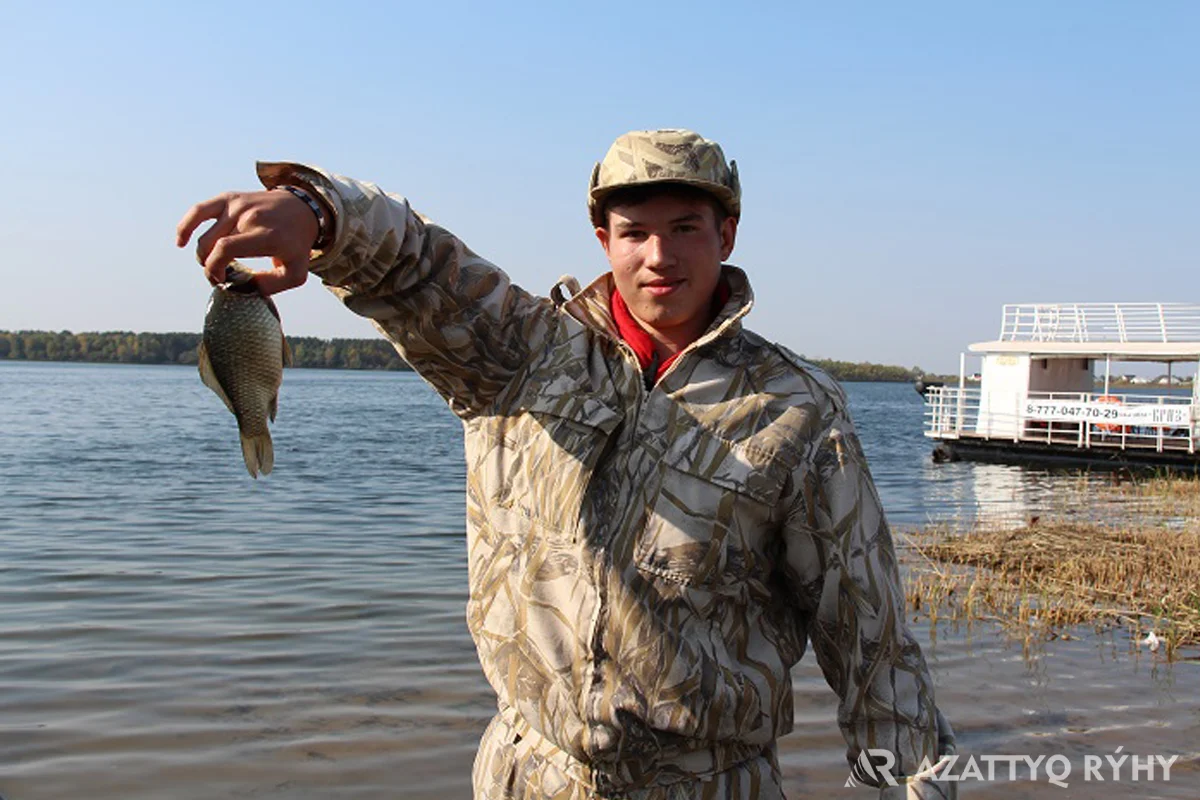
xmin=1 ymin=363 xmax=1195 ymax=799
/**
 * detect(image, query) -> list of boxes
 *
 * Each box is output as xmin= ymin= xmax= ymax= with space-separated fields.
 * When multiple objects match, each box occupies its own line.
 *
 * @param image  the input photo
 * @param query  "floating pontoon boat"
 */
xmin=924 ymin=303 xmax=1200 ymax=469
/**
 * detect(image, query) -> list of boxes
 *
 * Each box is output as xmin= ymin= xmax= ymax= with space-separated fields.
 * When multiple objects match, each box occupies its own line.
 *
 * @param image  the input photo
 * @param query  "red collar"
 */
xmin=610 ymin=278 xmax=732 ymax=383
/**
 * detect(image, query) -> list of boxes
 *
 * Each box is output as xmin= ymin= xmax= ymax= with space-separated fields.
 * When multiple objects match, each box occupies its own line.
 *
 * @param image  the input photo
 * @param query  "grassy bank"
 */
xmin=901 ymin=475 xmax=1200 ymax=660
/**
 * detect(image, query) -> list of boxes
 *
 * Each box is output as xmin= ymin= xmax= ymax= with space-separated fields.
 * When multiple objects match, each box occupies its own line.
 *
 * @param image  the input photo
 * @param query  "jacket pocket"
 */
xmin=490 ymin=370 xmax=623 ymax=537
xmin=635 ymin=431 xmax=788 ymax=590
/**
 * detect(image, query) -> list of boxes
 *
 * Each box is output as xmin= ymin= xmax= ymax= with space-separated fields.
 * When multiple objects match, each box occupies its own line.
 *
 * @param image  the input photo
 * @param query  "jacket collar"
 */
xmin=559 ymin=264 xmax=754 ymax=350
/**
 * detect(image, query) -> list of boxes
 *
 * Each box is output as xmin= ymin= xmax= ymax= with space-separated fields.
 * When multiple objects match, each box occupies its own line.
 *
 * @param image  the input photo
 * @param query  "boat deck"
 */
xmin=925 ymin=385 xmax=1197 ymax=460
xmin=923 ymin=303 xmax=1200 ymax=468
xmin=932 ymin=435 xmax=1200 ymax=471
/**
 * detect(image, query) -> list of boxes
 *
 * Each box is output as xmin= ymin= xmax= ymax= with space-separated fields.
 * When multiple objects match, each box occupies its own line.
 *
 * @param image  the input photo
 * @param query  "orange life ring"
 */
xmin=1095 ymin=395 xmax=1124 ymax=433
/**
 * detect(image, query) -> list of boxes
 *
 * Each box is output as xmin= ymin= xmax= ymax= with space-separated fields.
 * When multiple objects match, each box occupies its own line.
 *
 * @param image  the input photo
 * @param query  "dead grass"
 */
xmin=1111 ymin=472 xmax=1200 ymax=518
xmin=900 ymin=516 xmax=1200 ymax=660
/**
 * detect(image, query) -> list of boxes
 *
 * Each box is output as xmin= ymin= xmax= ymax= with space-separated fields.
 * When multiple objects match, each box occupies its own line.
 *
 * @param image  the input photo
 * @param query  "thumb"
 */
xmin=252 ymin=257 xmax=309 ymax=296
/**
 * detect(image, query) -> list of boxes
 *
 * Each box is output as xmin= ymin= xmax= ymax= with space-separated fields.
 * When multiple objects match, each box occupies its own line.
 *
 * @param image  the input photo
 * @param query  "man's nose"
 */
xmin=644 ymin=234 xmax=674 ymax=268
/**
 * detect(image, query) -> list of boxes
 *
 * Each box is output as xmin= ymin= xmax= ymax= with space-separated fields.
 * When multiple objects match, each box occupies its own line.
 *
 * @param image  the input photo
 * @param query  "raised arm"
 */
xmin=177 ymin=163 xmax=560 ymax=418
xmin=781 ymin=393 xmax=956 ymax=798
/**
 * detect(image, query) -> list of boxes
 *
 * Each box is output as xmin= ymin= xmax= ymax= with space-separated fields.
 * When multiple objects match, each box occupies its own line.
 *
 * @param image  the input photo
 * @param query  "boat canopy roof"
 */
xmin=970 ymin=303 xmax=1200 ymax=361
xmin=969 ymin=340 xmax=1200 ymax=361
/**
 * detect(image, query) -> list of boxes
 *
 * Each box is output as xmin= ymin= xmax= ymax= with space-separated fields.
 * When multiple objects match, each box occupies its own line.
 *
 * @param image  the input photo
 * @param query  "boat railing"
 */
xmin=999 ymin=303 xmax=1200 ymax=343
xmin=924 ymin=386 xmax=1198 ymax=454
xmin=923 ymin=385 xmax=982 ymax=438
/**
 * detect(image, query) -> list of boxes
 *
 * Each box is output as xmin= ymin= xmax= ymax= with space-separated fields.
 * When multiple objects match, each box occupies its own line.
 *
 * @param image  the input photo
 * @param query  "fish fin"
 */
xmin=197 ymin=342 xmax=236 ymax=415
xmin=269 ymin=392 xmax=279 ymax=423
xmin=239 ymin=432 xmax=274 ymax=478
xmin=281 ymin=335 xmax=292 ymax=368
xmin=263 ymin=293 xmax=283 ymax=322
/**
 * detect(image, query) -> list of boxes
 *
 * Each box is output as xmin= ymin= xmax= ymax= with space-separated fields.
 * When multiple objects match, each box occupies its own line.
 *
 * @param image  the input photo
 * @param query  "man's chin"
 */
xmin=630 ymin=303 xmax=679 ymax=327
xmin=636 ymin=312 xmax=694 ymax=338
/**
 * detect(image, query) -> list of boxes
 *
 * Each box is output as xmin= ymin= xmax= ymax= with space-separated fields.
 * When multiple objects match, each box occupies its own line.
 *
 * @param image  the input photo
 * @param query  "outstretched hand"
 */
xmin=176 ymin=189 xmax=318 ymax=296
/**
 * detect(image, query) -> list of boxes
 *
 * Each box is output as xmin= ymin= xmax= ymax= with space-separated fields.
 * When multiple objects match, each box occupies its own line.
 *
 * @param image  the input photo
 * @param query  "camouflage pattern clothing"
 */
xmin=256 ymin=162 xmax=956 ymax=799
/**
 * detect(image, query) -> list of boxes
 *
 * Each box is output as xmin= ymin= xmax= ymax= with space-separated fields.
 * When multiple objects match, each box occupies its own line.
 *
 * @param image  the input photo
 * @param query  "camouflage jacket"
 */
xmin=257 ymin=163 xmax=956 ymax=798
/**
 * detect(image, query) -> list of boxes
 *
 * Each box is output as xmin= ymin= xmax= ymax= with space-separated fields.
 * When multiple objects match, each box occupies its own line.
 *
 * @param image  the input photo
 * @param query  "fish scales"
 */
xmin=198 ymin=262 xmax=290 ymax=478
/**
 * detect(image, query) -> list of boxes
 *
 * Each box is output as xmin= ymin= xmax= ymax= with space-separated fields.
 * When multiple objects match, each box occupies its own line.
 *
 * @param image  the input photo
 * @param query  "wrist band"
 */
xmin=277 ymin=185 xmax=333 ymax=250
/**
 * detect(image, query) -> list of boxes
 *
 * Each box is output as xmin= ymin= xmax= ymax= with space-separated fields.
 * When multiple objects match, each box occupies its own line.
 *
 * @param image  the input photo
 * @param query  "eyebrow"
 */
xmin=614 ymin=212 xmax=704 ymax=231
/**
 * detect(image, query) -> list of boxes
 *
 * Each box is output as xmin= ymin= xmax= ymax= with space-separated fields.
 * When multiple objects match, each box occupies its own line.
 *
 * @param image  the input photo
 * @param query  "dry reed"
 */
xmin=900 ymin=478 xmax=1200 ymax=661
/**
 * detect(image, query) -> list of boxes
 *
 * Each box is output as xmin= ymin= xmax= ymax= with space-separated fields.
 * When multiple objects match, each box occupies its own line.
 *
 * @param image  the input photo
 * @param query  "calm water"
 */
xmin=0 ymin=362 xmax=1196 ymax=798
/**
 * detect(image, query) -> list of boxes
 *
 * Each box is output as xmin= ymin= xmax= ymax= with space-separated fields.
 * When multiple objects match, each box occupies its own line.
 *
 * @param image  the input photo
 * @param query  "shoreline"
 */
xmin=2 ymin=359 xmax=1190 ymax=388
xmin=0 ymin=331 xmax=921 ymax=381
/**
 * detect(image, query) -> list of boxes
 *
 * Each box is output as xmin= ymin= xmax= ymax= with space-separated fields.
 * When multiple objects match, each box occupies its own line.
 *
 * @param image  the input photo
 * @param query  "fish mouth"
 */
xmin=221 ymin=263 xmax=260 ymax=294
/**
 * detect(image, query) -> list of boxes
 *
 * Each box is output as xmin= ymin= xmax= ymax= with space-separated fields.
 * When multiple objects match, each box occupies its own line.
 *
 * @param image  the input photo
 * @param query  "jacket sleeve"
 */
xmin=781 ymin=393 xmax=957 ymax=799
xmin=256 ymin=161 xmax=560 ymax=419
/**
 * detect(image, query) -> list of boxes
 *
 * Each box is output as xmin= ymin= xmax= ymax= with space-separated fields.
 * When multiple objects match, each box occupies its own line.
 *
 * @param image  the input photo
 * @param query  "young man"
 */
xmin=177 ymin=129 xmax=956 ymax=799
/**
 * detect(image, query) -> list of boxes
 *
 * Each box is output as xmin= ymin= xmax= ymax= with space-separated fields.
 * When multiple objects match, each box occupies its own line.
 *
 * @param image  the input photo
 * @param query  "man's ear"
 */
xmin=719 ymin=216 xmax=738 ymax=261
xmin=595 ymin=225 xmax=611 ymax=257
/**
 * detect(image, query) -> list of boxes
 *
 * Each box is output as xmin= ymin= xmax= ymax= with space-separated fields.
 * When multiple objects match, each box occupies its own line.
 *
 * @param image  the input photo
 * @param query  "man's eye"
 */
xmin=623 ymin=230 xmax=647 ymax=240
xmin=675 ymin=224 xmax=698 ymax=234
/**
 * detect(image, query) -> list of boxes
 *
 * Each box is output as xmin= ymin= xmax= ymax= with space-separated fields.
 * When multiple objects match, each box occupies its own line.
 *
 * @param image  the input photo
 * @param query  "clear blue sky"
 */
xmin=2 ymin=1 xmax=1196 ymax=373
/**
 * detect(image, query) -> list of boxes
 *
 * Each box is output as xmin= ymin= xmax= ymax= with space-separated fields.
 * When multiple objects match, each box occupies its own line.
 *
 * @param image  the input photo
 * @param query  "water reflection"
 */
xmin=916 ymin=463 xmax=1061 ymax=528
xmin=843 ymin=382 xmax=1176 ymax=530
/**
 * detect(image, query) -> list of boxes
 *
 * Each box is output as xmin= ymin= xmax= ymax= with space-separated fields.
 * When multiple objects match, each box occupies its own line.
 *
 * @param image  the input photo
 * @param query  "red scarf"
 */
xmin=610 ymin=278 xmax=732 ymax=383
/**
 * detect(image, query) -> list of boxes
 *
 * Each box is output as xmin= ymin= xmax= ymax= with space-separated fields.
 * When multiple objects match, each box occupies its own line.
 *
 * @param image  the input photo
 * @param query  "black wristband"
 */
xmin=278 ymin=185 xmax=333 ymax=250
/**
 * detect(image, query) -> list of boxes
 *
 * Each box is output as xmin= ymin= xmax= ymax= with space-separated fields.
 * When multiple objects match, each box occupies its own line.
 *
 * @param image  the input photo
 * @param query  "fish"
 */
xmin=198 ymin=262 xmax=291 ymax=478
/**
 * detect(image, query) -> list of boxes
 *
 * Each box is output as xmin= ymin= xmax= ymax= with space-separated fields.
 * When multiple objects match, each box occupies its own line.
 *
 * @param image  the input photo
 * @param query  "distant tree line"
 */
xmin=0 ymin=331 xmax=411 ymax=371
xmin=798 ymin=355 xmax=925 ymax=383
xmin=0 ymin=331 xmax=927 ymax=382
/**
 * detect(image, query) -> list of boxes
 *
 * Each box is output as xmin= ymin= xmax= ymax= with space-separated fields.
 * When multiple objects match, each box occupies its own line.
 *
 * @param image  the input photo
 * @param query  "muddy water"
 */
xmin=1 ymin=364 xmax=1196 ymax=798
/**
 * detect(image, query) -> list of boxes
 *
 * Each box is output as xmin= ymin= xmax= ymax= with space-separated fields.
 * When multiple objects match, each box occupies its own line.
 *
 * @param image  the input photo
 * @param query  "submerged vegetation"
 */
xmin=1 ymin=330 xmax=927 ymax=381
xmin=901 ymin=475 xmax=1200 ymax=660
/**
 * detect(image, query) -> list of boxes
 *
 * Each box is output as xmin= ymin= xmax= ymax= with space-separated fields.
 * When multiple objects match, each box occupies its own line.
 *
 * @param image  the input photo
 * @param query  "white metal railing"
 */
xmin=924 ymin=386 xmax=1199 ymax=454
xmin=999 ymin=303 xmax=1200 ymax=343
xmin=923 ymin=386 xmax=982 ymax=438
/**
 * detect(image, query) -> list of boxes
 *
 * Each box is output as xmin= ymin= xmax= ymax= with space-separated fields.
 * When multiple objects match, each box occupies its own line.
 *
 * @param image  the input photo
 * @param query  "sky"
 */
xmin=1 ymin=1 xmax=1197 ymax=373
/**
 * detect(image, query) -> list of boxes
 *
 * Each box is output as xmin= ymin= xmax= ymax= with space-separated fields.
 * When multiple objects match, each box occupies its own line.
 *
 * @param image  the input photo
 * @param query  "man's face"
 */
xmin=596 ymin=193 xmax=737 ymax=346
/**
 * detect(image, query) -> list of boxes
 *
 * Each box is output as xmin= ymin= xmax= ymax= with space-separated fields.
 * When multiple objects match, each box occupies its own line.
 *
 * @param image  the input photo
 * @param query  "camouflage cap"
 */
xmin=587 ymin=129 xmax=741 ymax=227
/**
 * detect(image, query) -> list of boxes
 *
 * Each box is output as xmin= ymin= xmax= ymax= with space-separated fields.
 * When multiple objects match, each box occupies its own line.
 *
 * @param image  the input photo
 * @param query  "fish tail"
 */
xmin=239 ymin=432 xmax=275 ymax=478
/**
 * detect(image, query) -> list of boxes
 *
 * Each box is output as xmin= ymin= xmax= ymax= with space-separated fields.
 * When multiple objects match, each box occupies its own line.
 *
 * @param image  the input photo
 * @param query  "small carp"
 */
xmin=198 ymin=262 xmax=291 ymax=478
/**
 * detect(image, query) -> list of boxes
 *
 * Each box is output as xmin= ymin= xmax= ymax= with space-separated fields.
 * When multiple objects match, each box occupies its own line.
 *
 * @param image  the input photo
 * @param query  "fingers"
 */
xmin=252 ymin=258 xmax=309 ymax=296
xmin=203 ymin=231 xmax=275 ymax=284
xmin=176 ymin=194 xmax=232 ymax=247
xmin=194 ymin=212 xmax=237 ymax=267
xmin=179 ymin=188 xmax=318 ymax=293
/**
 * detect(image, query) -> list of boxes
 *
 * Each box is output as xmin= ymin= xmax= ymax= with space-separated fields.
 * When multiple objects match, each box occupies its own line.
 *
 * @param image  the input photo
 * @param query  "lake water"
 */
xmin=1 ymin=362 xmax=1196 ymax=798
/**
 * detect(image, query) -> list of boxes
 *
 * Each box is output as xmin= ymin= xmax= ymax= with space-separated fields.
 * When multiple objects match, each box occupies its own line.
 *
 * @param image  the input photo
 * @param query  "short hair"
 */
xmin=601 ymin=183 xmax=729 ymax=231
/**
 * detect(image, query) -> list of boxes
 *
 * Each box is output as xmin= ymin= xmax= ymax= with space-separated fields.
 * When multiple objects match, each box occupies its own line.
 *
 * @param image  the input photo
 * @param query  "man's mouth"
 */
xmin=642 ymin=278 xmax=685 ymax=297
